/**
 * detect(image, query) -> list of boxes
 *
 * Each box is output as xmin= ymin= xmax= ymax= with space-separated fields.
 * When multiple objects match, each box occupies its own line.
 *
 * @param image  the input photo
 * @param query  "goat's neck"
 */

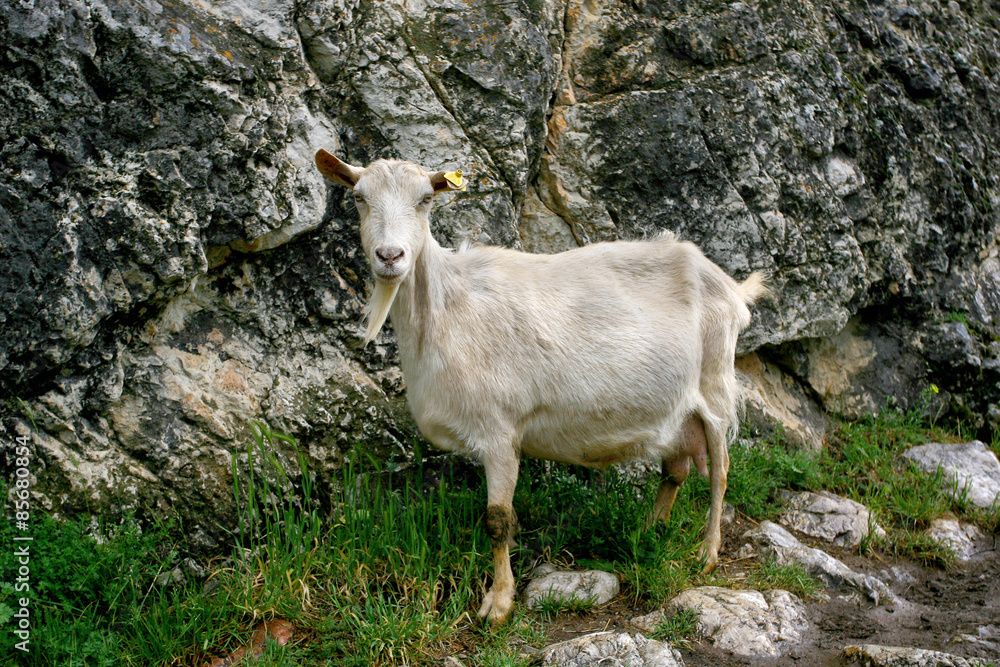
xmin=391 ymin=233 xmax=459 ymax=366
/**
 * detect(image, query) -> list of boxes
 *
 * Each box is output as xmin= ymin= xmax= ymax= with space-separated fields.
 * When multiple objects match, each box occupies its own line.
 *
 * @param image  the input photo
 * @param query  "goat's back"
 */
xmin=401 ymin=235 xmax=755 ymax=463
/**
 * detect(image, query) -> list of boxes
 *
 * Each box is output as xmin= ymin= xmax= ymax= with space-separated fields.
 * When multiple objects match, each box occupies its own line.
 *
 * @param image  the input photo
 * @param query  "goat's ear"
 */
xmin=430 ymin=169 xmax=467 ymax=194
xmin=316 ymin=149 xmax=364 ymax=188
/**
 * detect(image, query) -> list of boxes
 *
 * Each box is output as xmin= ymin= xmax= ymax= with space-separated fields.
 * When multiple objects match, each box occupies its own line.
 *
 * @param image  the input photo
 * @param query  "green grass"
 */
xmin=3 ymin=402 xmax=994 ymax=664
xmin=746 ymin=559 xmax=823 ymax=600
xmin=651 ymin=607 xmax=699 ymax=647
xmin=0 ymin=509 xmax=195 ymax=666
xmin=814 ymin=405 xmax=982 ymax=566
xmin=531 ymin=591 xmax=598 ymax=621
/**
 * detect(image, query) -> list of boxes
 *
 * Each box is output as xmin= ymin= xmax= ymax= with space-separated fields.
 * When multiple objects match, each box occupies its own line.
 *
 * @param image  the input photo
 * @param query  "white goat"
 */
xmin=316 ymin=149 xmax=766 ymax=625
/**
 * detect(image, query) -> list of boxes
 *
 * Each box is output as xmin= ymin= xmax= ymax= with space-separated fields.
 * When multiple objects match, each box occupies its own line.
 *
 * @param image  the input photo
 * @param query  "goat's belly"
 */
xmin=519 ymin=422 xmax=670 ymax=467
xmin=522 ymin=438 xmax=653 ymax=467
xmin=416 ymin=420 xmax=467 ymax=454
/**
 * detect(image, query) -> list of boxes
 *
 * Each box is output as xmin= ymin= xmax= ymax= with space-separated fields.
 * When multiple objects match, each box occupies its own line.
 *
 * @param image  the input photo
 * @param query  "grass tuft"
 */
xmin=651 ymin=607 xmax=699 ymax=648
xmin=746 ymin=559 xmax=823 ymax=600
xmin=530 ymin=590 xmax=601 ymax=621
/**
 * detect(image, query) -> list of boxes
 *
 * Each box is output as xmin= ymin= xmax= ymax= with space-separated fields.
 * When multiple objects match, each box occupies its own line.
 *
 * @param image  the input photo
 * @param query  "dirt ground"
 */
xmin=498 ymin=517 xmax=1000 ymax=666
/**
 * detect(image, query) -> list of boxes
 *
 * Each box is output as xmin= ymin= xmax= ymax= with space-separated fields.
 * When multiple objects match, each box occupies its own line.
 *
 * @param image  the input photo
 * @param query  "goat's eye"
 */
xmin=419 ymin=194 xmax=433 ymax=205
xmin=353 ymin=192 xmax=365 ymax=204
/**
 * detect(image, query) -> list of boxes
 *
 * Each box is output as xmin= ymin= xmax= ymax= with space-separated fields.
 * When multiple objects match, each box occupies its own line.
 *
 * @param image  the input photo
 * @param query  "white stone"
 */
xmin=842 ymin=644 xmax=989 ymax=666
xmin=779 ymin=489 xmax=885 ymax=547
xmin=667 ymin=586 xmax=808 ymax=657
xmin=825 ymin=155 xmax=866 ymax=197
xmin=630 ymin=609 xmax=667 ymax=634
xmin=952 ymin=624 xmax=1000 ymax=653
xmin=524 ymin=570 xmax=620 ymax=610
xmin=745 ymin=521 xmax=895 ymax=605
xmin=903 ymin=442 xmax=1000 ymax=509
xmin=927 ymin=518 xmax=992 ymax=561
xmin=536 ymin=631 xmax=685 ymax=667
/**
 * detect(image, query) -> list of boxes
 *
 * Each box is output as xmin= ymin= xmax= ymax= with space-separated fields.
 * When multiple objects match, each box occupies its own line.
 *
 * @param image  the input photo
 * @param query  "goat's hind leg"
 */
xmin=698 ymin=417 xmax=729 ymax=574
xmin=646 ymin=457 xmax=689 ymax=527
xmin=646 ymin=415 xmax=708 ymax=526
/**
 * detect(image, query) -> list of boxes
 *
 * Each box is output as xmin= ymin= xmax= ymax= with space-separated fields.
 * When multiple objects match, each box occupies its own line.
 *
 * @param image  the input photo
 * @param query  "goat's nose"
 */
xmin=375 ymin=245 xmax=405 ymax=264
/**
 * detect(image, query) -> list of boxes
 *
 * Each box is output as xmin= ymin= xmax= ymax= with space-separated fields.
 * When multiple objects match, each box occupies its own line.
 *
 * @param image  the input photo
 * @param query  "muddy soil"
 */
xmin=674 ymin=545 xmax=1000 ymax=667
xmin=482 ymin=517 xmax=1000 ymax=666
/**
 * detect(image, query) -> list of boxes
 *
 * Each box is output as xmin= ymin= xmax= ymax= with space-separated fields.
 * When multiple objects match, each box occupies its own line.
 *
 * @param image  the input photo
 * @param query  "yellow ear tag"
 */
xmin=443 ymin=170 xmax=467 ymax=191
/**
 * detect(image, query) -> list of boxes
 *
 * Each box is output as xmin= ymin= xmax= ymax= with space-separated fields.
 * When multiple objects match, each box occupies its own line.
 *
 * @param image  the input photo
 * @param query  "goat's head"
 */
xmin=316 ymin=149 xmax=466 ymax=342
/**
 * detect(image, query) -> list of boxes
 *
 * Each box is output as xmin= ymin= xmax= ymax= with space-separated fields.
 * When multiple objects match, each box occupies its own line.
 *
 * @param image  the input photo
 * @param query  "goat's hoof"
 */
xmin=478 ymin=589 xmax=514 ymax=626
xmin=697 ymin=545 xmax=720 ymax=574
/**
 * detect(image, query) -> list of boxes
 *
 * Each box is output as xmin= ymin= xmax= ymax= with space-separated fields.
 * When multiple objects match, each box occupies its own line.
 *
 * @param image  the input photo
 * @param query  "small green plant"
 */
xmin=747 ymin=559 xmax=822 ymax=600
xmin=531 ymin=592 xmax=598 ymax=621
xmin=943 ymin=311 xmax=969 ymax=325
xmin=894 ymin=529 xmax=957 ymax=569
xmin=652 ymin=607 xmax=699 ymax=648
xmin=465 ymin=609 xmax=543 ymax=667
xmin=967 ymin=499 xmax=1000 ymax=534
xmin=725 ymin=433 xmax=823 ymax=519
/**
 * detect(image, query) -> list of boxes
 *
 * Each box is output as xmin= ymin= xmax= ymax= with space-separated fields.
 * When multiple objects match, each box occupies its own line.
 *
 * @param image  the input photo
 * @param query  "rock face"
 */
xmin=4 ymin=0 xmax=1000 ymax=528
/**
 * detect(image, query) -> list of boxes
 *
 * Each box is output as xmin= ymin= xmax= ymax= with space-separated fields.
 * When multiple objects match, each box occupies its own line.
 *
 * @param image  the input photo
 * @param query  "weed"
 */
xmin=893 ymin=529 xmax=957 ymax=569
xmin=725 ymin=433 xmax=823 ymax=518
xmin=514 ymin=463 xmax=656 ymax=563
xmin=652 ymin=607 xmax=699 ymax=647
xmin=3 ymin=400 xmax=988 ymax=664
xmin=819 ymin=407 xmax=959 ymax=532
xmin=532 ymin=592 xmax=597 ymax=621
xmin=967 ymin=499 xmax=1000 ymax=534
xmin=512 ymin=462 xmax=705 ymax=605
xmin=747 ymin=559 xmax=823 ymax=600
xmin=218 ymin=426 xmax=492 ymax=665
xmin=944 ymin=311 xmax=969 ymax=325
xmin=465 ymin=609 xmax=544 ymax=667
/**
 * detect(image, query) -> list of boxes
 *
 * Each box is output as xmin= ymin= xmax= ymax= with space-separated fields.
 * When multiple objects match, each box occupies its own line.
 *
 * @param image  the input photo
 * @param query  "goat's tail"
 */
xmin=737 ymin=272 xmax=768 ymax=306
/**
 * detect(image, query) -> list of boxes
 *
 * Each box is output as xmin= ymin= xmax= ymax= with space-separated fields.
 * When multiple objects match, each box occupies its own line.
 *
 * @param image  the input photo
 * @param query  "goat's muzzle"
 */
xmin=372 ymin=244 xmax=407 ymax=282
xmin=375 ymin=245 xmax=405 ymax=265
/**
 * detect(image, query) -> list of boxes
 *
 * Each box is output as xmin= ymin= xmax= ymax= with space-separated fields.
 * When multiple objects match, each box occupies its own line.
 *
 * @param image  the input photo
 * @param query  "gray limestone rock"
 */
xmin=779 ymin=490 xmax=886 ymax=547
xmin=524 ymin=569 xmax=620 ymax=611
xmin=842 ymin=644 xmax=988 ymax=667
xmin=903 ymin=442 xmax=1000 ymax=509
xmin=926 ymin=518 xmax=994 ymax=562
xmin=666 ymin=586 xmax=808 ymax=658
xmin=535 ymin=632 xmax=684 ymax=667
xmin=745 ymin=521 xmax=895 ymax=605
xmin=953 ymin=625 xmax=1000 ymax=654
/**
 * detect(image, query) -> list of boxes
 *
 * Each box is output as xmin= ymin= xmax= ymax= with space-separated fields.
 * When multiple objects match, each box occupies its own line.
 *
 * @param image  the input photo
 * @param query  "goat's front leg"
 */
xmin=478 ymin=445 xmax=520 ymax=626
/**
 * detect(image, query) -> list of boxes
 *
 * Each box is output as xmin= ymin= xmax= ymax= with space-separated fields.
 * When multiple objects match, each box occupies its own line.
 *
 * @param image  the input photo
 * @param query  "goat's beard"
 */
xmin=364 ymin=280 xmax=399 ymax=344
